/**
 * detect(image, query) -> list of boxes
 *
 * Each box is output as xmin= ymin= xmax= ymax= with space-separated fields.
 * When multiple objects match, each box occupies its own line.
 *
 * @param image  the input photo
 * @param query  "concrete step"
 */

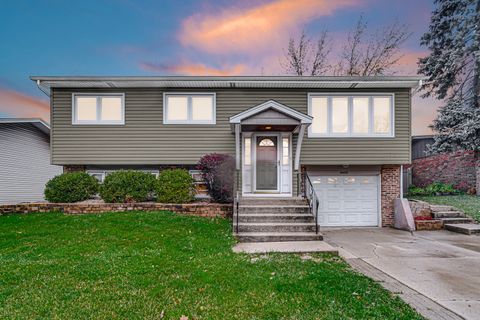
xmin=430 ymin=205 xmax=457 ymax=212
xmin=237 ymin=222 xmax=316 ymax=233
xmin=439 ymin=217 xmax=474 ymax=224
xmin=238 ymin=213 xmax=314 ymax=223
xmin=239 ymin=205 xmax=310 ymax=214
xmin=240 ymin=197 xmax=308 ymax=205
xmin=432 ymin=211 xmax=466 ymax=219
xmin=444 ymin=223 xmax=480 ymax=235
xmin=236 ymin=232 xmax=324 ymax=243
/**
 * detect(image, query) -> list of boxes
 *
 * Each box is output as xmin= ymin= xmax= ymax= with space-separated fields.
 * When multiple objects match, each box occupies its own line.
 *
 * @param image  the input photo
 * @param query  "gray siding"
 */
xmin=0 ymin=123 xmax=62 ymax=204
xmin=412 ymin=137 xmax=434 ymax=160
xmin=51 ymin=88 xmax=411 ymax=165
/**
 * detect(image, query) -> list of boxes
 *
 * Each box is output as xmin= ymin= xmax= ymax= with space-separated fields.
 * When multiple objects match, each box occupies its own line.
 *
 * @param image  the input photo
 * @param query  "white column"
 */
xmin=294 ymin=124 xmax=306 ymax=171
xmin=235 ymin=124 xmax=241 ymax=170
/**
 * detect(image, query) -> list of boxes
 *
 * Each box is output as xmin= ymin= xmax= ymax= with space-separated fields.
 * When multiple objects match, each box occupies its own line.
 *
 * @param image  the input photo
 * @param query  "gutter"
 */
xmin=36 ymin=80 xmax=50 ymax=97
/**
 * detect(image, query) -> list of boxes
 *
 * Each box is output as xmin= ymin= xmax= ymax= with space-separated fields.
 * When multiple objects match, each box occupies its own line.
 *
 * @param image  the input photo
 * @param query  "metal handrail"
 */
xmin=234 ymin=191 xmax=240 ymax=233
xmin=305 ymin=173 xmax=320 ymax=234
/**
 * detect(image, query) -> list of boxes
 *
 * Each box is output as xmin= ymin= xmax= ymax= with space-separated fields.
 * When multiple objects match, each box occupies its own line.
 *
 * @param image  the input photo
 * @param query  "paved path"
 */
xmin=323 ymin=228 xmax=480 ymax=320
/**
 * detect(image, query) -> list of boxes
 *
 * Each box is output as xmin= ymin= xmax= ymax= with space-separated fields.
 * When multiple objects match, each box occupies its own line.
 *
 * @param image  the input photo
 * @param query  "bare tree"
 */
xmin=335 ymin=16 xmax=412 ymax=76
xmin=283 ymin=16 xmax=411 ymax=76
xmin=282 ymin=30 xmax=330 ymax=76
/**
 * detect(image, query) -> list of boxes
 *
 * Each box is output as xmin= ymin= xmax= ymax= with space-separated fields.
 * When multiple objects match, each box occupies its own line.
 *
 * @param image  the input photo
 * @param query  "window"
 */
xmin=282 ymin=137 xmax=289 ymax=165
xmin=308 ymin=94 xmax=394 ymax=137
xmin=87 ymin=170 xmax=159 ymax=183
xmin=164 ymin=93 xmax=215 ymax=124
xmin=259 ymin=138 xmax=275 ymax=146
xmin=73 ymin=94 xmax=124 ymax=125
xmin=244 ymin=137 xmax=251 ymax=165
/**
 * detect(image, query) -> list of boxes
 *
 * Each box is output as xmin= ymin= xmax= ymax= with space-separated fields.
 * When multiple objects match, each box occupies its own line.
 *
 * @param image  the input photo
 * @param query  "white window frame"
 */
xmin=87 ymin=169 xmax=159 ymax=183
xmin=163 ymin=92 xmax=216 ymax=124
xmin=72 ymin=93 xmax=125 ymax=125
xmin=307 ymin=93 xmax=395 ymax=138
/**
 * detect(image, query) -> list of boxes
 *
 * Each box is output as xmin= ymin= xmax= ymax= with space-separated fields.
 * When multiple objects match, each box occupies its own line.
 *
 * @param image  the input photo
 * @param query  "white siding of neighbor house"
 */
xmin=0 ymin=123 xmax=62 ymax=204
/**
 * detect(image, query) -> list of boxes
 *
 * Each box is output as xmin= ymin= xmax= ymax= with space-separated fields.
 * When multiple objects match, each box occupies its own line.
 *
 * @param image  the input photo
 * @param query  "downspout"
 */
xmin=36 ymin=80 xmax=50 ymax=97
xmin=400 ymin=165 xmax=404 ymax=199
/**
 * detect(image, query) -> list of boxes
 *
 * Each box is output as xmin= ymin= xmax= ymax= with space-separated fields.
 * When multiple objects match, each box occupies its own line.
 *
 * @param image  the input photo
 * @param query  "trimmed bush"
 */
xmin=44 ymin=172 xmax=99 ymax=203
xmin=156 ymin=169 xmax=195 ymax=203
xmin=99 ymin=170 xmax=157 ymax=203
xmin=197 ymin=153 xmax=235 ymax=203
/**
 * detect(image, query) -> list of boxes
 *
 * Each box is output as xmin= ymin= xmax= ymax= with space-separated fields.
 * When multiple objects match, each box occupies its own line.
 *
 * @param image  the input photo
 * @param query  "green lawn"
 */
xmin=0 ymin=211 xmax=421 ymax=319
xmin=410 ymin=195 xmax=480 ymax=222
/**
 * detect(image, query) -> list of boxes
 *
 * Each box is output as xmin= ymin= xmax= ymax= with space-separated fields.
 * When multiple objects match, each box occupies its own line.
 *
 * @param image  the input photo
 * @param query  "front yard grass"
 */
xmin=409 ymin=194 xmax=480 ymax=222
xmin=0 ymin=211 xmax=421 ymax=319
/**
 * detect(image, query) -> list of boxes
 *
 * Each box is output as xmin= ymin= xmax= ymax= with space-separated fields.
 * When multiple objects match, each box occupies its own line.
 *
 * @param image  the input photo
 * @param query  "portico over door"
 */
xmin=230 ymin=100 xmax=312 ymax=197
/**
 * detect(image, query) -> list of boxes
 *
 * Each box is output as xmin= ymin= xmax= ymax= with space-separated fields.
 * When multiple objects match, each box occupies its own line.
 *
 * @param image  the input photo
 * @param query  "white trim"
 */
xmin=163 ymin=92 xmax=216 ymax=124
xmin=378 ymin=174 xmax=382 ymax=227
xmin=241 ymin=132 xmax=293 ymax=197
xmin=307 ymin=93 xmax=395 ymax=138
xmin=230 ymin=100 xmax=312 ymax=124
xmin=72 ymin=93 xmax=125 ymax=125
xmin=253 ymin=133 xmax=281 ymax=193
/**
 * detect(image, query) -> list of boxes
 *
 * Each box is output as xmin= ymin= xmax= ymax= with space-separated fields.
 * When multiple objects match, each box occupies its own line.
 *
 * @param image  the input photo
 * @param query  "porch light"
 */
xmin=265 ymin=126 xmax=272 ymax=130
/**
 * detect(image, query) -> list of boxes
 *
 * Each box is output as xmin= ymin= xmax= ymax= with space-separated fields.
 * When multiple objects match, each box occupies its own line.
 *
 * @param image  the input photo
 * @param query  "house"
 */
xmin=406 ymin=135 xmax=478 ymax=192
xmin=31 ymin=76 xmax=422 ymax=240
xmin=0 ymin=118 xmax=62 ymax=203
xmin=412 ymin=135 xmax=434 ymax=160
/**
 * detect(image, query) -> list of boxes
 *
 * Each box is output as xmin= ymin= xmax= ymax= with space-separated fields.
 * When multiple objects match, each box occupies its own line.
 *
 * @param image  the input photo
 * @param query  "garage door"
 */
xmin=312 ymin=175 xmax=379 ymax=227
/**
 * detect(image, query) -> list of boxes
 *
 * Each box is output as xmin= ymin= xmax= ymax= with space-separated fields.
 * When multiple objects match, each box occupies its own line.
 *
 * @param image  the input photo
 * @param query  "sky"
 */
xmin=0 ymin=0 xmax=440 ymax=135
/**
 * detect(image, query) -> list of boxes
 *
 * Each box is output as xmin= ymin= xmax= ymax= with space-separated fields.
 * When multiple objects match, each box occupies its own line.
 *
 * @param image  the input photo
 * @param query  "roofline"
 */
xmin=31 ymin=75 xmax=426 ymax=82
xmin=0 ymin=118 xmax=50 ymax=135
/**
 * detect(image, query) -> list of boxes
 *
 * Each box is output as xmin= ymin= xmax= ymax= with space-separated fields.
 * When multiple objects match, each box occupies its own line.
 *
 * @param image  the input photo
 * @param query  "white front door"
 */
xmin=242 ymin=132 xmax=292 ymax=196
xmin=313 ymin=175 xmax=380 ymax=226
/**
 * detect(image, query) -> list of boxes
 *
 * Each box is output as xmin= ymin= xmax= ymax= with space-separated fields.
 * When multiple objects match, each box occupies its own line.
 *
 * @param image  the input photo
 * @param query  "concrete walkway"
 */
xmin=233 ymin=241 xmax=338 ymax=254
xmin=323 ymin=228 xmax=480 ymax=320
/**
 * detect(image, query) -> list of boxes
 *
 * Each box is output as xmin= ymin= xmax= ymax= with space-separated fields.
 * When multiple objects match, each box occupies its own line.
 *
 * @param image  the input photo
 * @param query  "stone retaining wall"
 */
xmin=408 ymin=200 xmax=432 ymax=218
xmin=0 ymin=202 xmax=232 ymax=218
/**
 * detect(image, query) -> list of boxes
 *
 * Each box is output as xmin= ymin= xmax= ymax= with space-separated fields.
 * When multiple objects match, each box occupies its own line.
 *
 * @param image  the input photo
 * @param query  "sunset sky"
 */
xmin=0 ymin=0 xmax=440 ymax=135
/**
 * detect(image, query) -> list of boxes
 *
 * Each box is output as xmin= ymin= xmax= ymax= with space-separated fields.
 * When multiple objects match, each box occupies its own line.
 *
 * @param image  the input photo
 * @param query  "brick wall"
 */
xmin=407 ymin=150 xmax=477 ymax=191
xmin=381 ymin=165 xmax=400 ymax=227
xmin=477 ymin=158 xmax=480 ymax=196
xmin=63 ymin=165 xmax=86 ymax=173
xmin=0 ymin=202 xmax=232 ymax=218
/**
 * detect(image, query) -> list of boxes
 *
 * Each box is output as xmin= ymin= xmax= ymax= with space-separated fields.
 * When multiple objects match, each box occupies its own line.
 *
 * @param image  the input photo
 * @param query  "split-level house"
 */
xmin=32 ymin=76 xmax=421 ymax=241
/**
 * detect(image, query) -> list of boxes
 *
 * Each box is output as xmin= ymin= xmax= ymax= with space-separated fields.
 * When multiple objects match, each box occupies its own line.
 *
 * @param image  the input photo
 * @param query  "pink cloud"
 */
xmin=394 ymin=50 xmax=429 ymax=75
xmin=178 ymin=0 xmax=361 ymax=54
xmin=412 ymin=94 xmax=440 ymax=136
xmin=0 ymin=88 xmax=49 ymax=121
xmin=139 ymin=61 xmax=248 ymax=76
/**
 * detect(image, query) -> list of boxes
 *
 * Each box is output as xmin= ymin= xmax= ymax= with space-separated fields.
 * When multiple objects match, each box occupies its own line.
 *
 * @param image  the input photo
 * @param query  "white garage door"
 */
xmin=312 ymin=175 xmax=379 ymax=227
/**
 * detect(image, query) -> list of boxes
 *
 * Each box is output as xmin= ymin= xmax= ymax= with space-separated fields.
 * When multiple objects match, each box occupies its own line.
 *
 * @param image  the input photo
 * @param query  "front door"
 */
xmin=256 ymin=136 xmax=278 ymax=191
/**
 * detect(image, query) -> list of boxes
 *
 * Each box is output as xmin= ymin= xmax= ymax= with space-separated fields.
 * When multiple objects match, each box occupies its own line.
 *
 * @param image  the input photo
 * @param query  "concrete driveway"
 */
xmin=323 ymin=228 xmax=480 ymax=320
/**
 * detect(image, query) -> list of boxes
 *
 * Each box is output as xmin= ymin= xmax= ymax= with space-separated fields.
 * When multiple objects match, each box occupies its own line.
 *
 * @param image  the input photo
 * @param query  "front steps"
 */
xmin=429 ymin=204 xmax=478 ymax=235
xmin=234 ymin=197 xmax=322 ymax=242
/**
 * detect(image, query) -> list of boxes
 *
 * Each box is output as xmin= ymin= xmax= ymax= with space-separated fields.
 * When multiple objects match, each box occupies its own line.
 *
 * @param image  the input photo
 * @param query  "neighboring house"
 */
xmin=407 ymin=135 xmax=478 ymax=192
xmin=0 ymin=118 xmax=62 ymax=204
xmin=32 ymin=76 xmax=422 ymax=229
xmin=412 ymin=135 xmax=434 ymax=160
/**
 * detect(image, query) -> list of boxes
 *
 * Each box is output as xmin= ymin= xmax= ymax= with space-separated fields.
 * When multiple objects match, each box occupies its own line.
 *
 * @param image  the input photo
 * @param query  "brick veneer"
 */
xmin=0 ymin=202 xmax=232 ymax=218
xmin=381 ymin=165 xmax=400 ymax=227
xmin=406 ymin=151 xmax=477 ymax=191
xmin=477 ymin=158 xmax=480 ymax=196
xmin=63 ymin=165 xmax=86 ymax=173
